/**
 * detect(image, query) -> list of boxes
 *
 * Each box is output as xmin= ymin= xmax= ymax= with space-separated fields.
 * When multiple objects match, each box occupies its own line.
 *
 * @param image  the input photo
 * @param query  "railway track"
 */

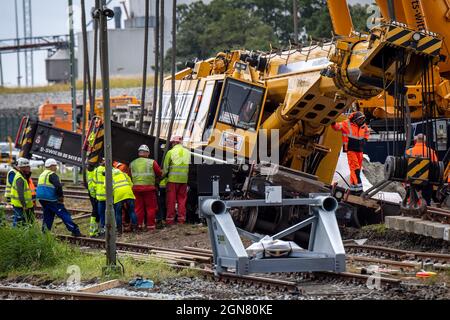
xmin=2 ymin=207 xmax=91 ymax=221
xmin=0 ymin=185 xmax=89 ymax=200
xmin=344 ymin=243 xmax=450 ymax=264
xmin=59 ymin=235 xmax=409 ymax=292
xmin=0 ymin=285 xmax=151 ymax=300
xmin=425 ymin=206 xmax=450 ymax=224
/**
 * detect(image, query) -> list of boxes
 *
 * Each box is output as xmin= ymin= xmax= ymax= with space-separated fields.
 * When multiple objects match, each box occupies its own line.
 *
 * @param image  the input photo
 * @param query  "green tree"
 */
xmin=350 ymin=4 xmax=371 ymax=32
xmin=173 ymin=0 xmax=371 ymax=65
xmin=176 ymin=0 xmax=278 ymax=65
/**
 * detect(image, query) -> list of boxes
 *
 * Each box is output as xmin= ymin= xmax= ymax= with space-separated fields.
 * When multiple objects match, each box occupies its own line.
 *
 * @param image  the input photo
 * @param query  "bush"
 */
xmin=0 ymin=224 xmax=72 ymax=275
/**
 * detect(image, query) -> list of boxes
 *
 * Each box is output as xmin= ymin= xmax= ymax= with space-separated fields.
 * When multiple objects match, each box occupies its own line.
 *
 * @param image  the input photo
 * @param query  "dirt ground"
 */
xmin=120 ymin=223 xmax=212 ymax=249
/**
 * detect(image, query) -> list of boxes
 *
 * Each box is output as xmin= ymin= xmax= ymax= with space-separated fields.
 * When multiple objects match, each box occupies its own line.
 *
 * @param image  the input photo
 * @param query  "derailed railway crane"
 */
xmin=16 ymin=1 xmax=445 ymax=240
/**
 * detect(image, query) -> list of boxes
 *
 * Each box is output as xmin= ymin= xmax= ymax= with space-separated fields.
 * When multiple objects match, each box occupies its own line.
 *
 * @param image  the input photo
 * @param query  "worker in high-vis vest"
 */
xmin=163 ymin=135 xmax=190 ymax=225
xmin=86 ymin=163 xmax=99 ymax=237
xmin=4 ymin=160 xmax=18 ymax=203
xmin=93 ymin=159 xmax=106 ymax=235
xmin=112 ymin=168 xmax=138 ymax=234
xmin=10 ymin=158 xmax=35 ymax=226
xmin=130 ymin=144 xmax=162 ymax=231
xmin=36 ymin=158 xmax=82 ymax=236
xmin=332 ymin=111 xmax=370 ymax=195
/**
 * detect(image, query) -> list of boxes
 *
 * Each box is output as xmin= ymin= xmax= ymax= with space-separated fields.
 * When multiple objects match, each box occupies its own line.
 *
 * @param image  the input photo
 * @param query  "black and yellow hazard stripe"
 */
xmin=87 ymin=124 xmax=104 ymax=165
xmin=384 ymin=25 xmax=442 ymax=57
xmin=18 ymin=124 xmax=34 ymax=158
xmin=406 ymin=157 xmax=430 ymax=185
xmin=416 ymin=36 xmax=441 ymax=56
xmin=385 ymin=26 xmax=414 ymax=47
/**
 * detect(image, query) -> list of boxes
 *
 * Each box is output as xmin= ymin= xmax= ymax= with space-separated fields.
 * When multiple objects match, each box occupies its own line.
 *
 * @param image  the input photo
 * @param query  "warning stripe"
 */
xmin=409 ymin=162 xmax=430 ymax=178
xmin=386 ymin=29 xmax=411 ymax=43
xmin=417 ymin=38 xmax=442 ymax=55
xmin=407 ymin=157 xmax=430 ymax=184
xmin=87 ymin=125 xmax=105 ymax=165
xmin=407 ymin=157 xmax=422 ymax=171
xmin=385 ymin=25 xmax=442 ymax=56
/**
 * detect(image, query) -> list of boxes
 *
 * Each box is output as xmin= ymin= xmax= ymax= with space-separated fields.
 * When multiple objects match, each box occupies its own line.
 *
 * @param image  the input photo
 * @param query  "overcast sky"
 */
xmin=0 ymin=0 xmax=374 ymax=87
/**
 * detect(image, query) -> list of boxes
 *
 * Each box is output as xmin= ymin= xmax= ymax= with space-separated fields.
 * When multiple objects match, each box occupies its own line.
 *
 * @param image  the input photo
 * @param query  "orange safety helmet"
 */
xmin=113 ymin=161 xmax=129 ymax=174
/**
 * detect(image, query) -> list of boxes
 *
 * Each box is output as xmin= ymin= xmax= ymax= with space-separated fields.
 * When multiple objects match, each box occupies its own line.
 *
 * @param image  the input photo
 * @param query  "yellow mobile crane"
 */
xmin=327 ymin=0 xmax=450 ymax=210
xmin=121 ymin=0 xmax=442 ymax=227
xmin=151 ymin=3 xmax=441 ymax=180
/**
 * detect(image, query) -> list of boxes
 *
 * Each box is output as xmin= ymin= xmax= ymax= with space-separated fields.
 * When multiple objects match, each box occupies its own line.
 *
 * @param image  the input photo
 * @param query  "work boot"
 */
xmin=72 ymin=230 xmax=84 ymax=237
xmin=123 ymin=223 xmax=132 ymax=233
xmin=156 ymin=220 xmax=165 ymax=229
xmin=89 ymin=217 xmax=99 ymax=237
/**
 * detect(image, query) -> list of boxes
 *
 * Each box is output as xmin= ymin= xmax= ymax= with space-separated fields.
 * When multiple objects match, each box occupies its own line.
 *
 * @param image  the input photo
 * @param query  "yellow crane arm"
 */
xmin=327 ymin=0 xmax=353 ymax=36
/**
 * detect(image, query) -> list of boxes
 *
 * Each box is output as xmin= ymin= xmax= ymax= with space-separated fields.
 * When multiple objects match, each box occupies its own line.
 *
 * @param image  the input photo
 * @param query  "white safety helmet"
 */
xmin=138 ymin=144 xmax=150 ymax=153
xmin=17 ymin=157 xmax=30 ymax=168
xmin=45 ymin=158 xmax=58 ymax=168
xmin=170 ymin=135 xmax=183 ymax=143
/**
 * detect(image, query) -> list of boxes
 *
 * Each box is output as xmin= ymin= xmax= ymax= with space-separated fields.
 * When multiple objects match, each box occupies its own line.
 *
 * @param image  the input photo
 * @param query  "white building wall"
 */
xmin=76 ymin=0 xmax=210 ymax=78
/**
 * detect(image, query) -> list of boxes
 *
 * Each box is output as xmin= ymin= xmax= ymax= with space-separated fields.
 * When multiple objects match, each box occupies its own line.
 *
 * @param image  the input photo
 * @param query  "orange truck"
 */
xmin=38 ymin=95 xmax=140 ymax=132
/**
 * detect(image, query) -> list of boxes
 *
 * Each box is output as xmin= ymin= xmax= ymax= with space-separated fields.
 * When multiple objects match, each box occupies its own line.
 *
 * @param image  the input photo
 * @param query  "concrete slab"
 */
xmin=443 ymin=225 xmax=450 ymax=241
xmin=413 ymin=220 xmax=427 ymax=235
xmin=394 ymin=216 xmax=407 ymax=231
xmin=431 ymin=223 xmax=450 ymax=240
xmin=384 ymin=216 xmax=395 ymax=229
xmin=404 ymin=217 xmax=422 ymax=233
xmin=423 ymin=221 xmax=439 ymax=238
xmin=385 ymin=216 xmax=450 ymax=241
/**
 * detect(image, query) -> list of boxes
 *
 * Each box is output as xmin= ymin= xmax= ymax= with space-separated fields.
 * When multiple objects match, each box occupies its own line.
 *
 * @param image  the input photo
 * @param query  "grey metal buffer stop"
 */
xmin=199 ymin=177 xmax=346 ymax=275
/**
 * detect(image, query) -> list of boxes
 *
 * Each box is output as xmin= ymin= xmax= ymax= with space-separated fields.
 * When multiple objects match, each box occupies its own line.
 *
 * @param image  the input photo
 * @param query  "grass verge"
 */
xmin=0 ymin=223 xmax=197 ymax=284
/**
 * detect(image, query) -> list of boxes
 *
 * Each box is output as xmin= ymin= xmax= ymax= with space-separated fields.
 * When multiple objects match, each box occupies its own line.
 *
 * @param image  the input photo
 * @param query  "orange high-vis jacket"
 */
xmin=332 ymin=120 xmax=370 ymax=152
xmin=406 ymin=142 xmax=438 ymax=161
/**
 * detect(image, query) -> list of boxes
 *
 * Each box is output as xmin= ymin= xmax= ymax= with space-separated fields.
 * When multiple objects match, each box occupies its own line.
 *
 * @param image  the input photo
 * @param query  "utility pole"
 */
xmin=68 ymin=0 xmax=78 ymax=184
xmin=14 ymin=0 xmax=21 ymax=87
xmin=91 ymin=2 xmax=100 ymax=118
xmin=151 ymin=0 xmax=159 ymax=141
xmin=81 ymin=0 xmax=93 ymax=116
xmin=139 ymin=0 xmax=150 ymax=133
xmin=80 ymin=0 xmax=92 ymax=181
xmin=163 ymin=0 xmax=176 ymax=158
xmin=293 ymin=0 xmax=298 ymax=43
xmin=95 ymin=0 xmax=119 ymax=274
xmin=23 ymin=0 xmax=33 ymax=86
xmin=155 ymin=0 xmax=164 ymax=163
xmin=0 ymin=53 xmax=3 ymax=87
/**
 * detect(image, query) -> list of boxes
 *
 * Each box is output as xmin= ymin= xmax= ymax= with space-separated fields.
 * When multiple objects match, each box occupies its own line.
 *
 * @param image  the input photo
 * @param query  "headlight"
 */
xmin=412 ymin=33 xmax=421 ymax=42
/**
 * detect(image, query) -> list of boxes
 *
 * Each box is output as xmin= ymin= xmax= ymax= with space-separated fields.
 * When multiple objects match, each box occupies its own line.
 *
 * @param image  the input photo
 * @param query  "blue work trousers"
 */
xmin=97 ymin=200 xmax=106 ymax=229
xmin=39 ymin=200 xmax=80 ymax=235
xmin=12 ymin=207 xmax=34 ymax=227
xmin=114 ymin=199 xmax=137 ymax=229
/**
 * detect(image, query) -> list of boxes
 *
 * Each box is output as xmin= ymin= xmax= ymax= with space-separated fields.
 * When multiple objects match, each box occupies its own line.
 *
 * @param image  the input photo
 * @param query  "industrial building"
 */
xmin=76 ymin=0 xmax=210 ymax=78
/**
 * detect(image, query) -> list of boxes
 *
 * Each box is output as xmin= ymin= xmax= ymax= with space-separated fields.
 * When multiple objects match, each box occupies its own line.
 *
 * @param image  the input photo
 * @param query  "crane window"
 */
xmin=217 ymin=78 xmax=265 ymax=131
